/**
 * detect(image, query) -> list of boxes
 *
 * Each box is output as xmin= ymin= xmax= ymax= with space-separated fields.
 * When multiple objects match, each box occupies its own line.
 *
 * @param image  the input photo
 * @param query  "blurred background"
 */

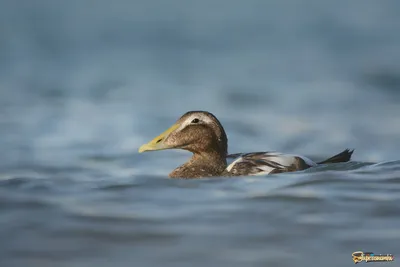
xmin=0 ymin=1 xmax=399 ymax=267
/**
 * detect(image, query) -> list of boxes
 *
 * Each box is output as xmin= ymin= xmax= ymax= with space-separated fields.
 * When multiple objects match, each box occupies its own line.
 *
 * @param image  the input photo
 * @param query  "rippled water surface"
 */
xmin=1 ymin=1 xmax=400 ymax=267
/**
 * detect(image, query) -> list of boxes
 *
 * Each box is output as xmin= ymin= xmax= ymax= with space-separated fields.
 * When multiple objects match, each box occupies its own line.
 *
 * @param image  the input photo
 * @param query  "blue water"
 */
xmin=1 ymin=1 xmax=400 ymax=266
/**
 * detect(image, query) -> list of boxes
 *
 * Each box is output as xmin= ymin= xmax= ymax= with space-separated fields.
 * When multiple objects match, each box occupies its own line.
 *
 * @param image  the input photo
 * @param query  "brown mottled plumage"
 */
xmin=138 ymin=111 xmax=354 ymax=178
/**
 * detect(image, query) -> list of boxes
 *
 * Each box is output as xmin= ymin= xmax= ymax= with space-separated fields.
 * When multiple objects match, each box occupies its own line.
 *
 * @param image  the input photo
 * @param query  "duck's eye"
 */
xmin=191 ymin=118 xmax=200 ymax=124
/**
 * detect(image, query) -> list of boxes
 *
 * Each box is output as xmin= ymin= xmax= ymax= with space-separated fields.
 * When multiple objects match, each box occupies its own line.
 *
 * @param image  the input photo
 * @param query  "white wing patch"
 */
xmin=226 ymin=156 xmax=244 ymax=172
xmin=264 ymin=153 xmax=297 ymax=166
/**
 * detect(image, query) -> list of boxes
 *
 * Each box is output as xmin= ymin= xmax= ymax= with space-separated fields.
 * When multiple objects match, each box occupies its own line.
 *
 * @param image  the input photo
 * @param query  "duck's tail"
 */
xmin=317 ymin=149 xmax=354 ymax=164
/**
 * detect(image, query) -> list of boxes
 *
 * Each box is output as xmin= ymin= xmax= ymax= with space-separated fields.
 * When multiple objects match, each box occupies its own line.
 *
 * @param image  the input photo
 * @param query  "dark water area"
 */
xmin=0 ymin=1 xmax=400 ymax=266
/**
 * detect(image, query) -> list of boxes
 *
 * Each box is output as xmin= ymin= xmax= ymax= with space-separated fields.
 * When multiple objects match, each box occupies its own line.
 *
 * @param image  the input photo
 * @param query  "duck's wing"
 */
xmin=226 ymin=152 xmax=317 ymax=176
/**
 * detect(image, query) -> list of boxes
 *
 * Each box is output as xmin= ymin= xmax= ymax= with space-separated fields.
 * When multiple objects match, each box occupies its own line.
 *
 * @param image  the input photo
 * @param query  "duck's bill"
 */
xmin=138 ymin=123 xmax=180 ymax=153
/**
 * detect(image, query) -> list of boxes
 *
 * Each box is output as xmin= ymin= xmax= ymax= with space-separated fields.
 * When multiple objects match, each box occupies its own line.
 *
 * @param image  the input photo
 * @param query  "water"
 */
xmin=1 ymin=1 xmax=400 ymax=266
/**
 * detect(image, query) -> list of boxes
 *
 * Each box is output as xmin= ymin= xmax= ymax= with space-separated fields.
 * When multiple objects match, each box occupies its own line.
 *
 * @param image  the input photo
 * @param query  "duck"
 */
xmin=138 ymin=111 xmax=354 ymax=178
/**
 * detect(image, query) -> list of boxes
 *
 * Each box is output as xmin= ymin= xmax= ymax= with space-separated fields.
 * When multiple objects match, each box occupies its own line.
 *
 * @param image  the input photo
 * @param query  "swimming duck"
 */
xmin=139 ymin=111 xmax=354 ymax=178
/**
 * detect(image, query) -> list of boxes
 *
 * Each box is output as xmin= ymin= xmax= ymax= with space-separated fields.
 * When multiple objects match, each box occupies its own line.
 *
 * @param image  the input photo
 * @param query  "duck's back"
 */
xmin=225 ymin=152 xmax=317 ymax=176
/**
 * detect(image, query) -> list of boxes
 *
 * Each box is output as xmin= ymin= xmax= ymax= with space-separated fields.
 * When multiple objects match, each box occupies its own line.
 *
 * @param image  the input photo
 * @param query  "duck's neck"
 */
xmin=169 ymin=151 xmax=227 ymax=178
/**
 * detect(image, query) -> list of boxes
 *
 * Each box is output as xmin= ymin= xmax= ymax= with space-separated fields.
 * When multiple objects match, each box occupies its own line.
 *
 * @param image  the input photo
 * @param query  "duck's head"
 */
xmin=139 ymin=111 xmax=228 ymax=156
